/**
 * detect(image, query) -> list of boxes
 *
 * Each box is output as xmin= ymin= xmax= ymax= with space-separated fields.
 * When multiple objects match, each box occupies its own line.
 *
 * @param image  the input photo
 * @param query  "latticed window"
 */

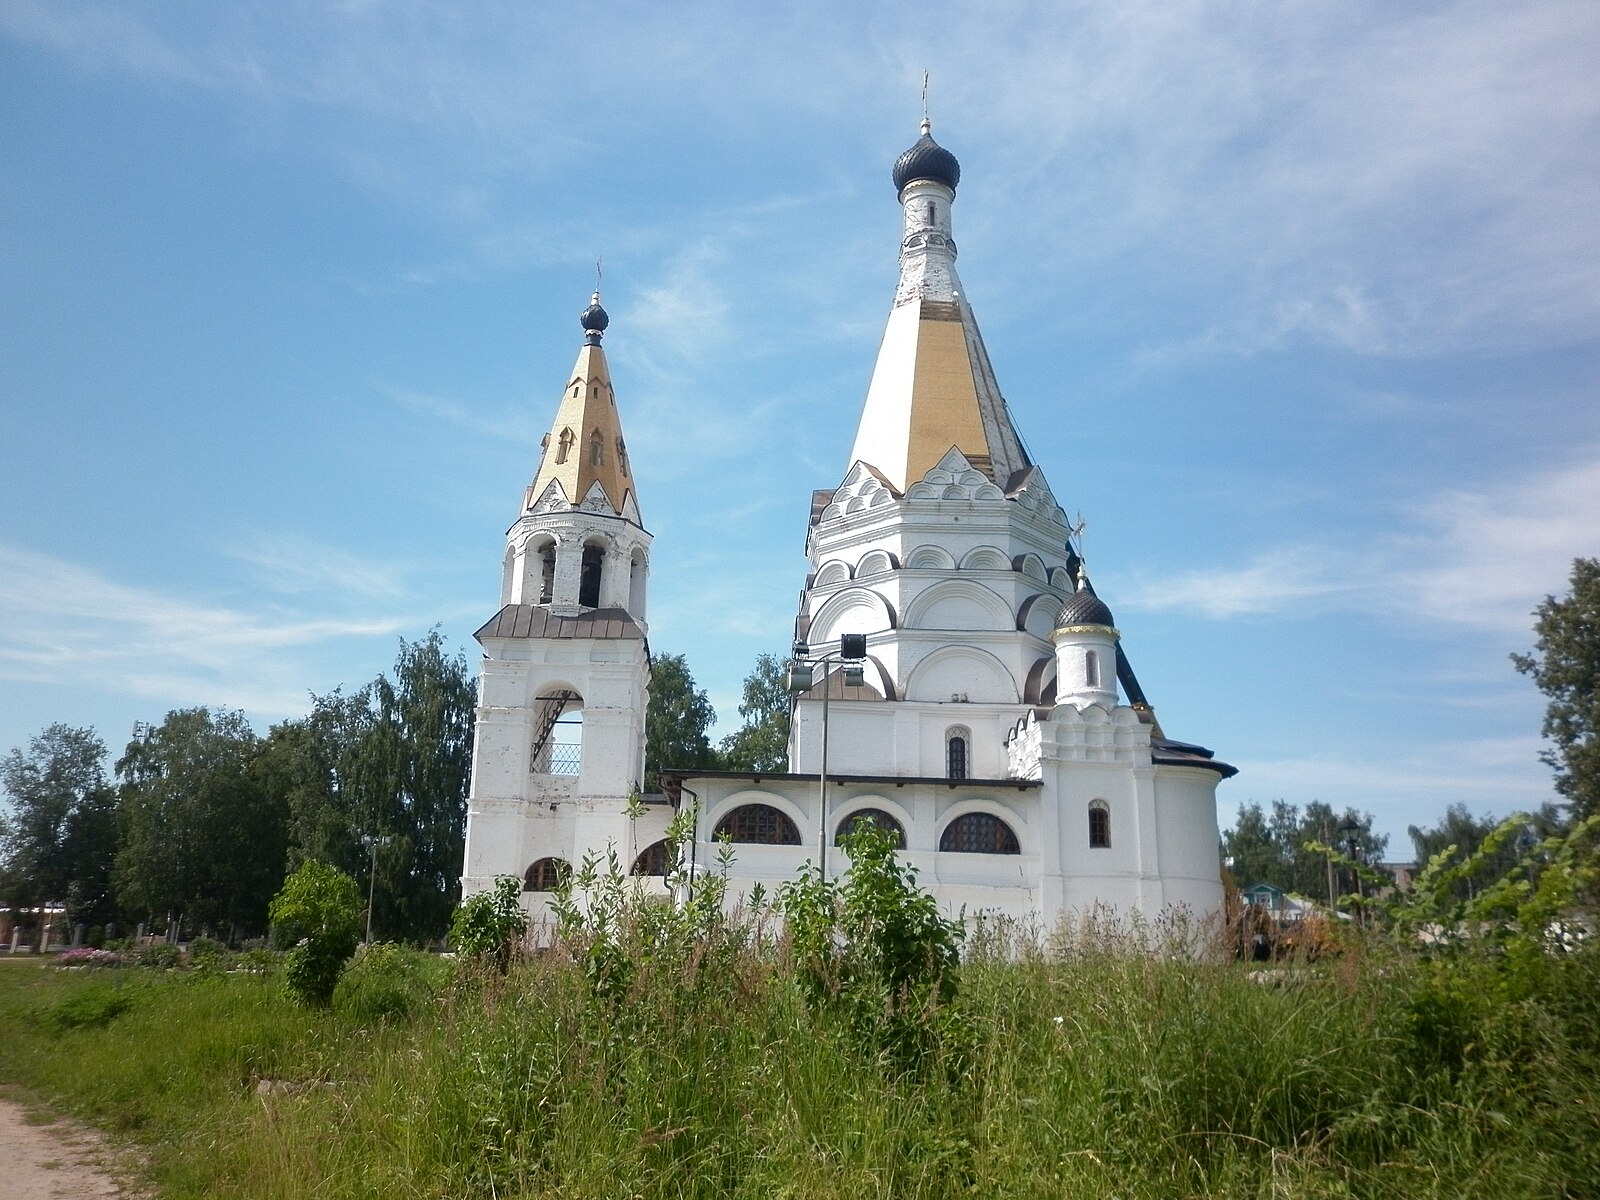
xmin=835 ymin=808 xmax=906 ymax=848
xmin=947 ymin=731 xmax=969 ymax=780
xmin=940 ymin=812 xmax=1021 ymax=854
xmin=631 ymin=840 xmax=673 ymax=877
xmin=523 ymin=857 xmax=571 ymax=892
xmin=1088 ymin=801 xmax=1111 ymax=849
xmin=714 ymin=804 xmax=801 ymax=845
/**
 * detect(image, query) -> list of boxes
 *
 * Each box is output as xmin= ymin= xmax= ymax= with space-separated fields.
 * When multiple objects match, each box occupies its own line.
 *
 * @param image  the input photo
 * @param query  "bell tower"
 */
xmin=461 ymin=292 xmax=663 ymax=907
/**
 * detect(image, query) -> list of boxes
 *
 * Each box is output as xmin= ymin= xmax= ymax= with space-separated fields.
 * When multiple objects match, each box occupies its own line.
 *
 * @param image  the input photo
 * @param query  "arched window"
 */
xmin=532 ymin=691 xmax=582 ymax=776
xmin=835 ymin=808 xmax=906 ymax=848
xmin=1088 ymin=800 xmax=1111 ymax=849
xmin=538 ymin=544 xmax=556 ymax=604
xmin=616 ymin=437 xmax=629 ymax=473
xmin=631 ymin=840 xmax=673 ymax=877
xmin=523 ymin=857 xmax=570 ymax=892
xmin=714 ymin=804 xmax=801 ymax=845
xmin=556 ymin=427 xmax=574 ymax=463
xmin=589 ymin=430 xmax=604 ymax=466
xmin=579 ymin=545 xmax=604 ymax=608
xmin=940 ymin=812 xmax=1021 ymax=855
xmin=946 ymin=728 xmax=970 ymax=780
xmin=1085 ymin=649 xmax=1100 ymax=688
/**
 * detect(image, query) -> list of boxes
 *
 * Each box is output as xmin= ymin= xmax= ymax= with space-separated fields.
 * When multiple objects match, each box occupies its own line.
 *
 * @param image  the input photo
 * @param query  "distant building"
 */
xmin=462 ymin=118 xmax=1236 ymax=927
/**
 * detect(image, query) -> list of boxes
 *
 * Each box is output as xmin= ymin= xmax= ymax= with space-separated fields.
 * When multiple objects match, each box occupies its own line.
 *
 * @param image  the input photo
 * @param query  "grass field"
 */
xmin=2 ymin=916 xmax=1597 ymax=1200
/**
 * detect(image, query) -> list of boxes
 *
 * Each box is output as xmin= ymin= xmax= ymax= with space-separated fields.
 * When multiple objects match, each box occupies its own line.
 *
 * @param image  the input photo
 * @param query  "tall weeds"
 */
xmin=1 ymin=847 xmax=1596 ymax=1197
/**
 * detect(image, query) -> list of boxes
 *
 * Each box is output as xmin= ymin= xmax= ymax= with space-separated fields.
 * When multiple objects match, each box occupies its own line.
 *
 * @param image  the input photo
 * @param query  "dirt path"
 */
xmin=0 ymin=1096 xmax=139 ymax=1199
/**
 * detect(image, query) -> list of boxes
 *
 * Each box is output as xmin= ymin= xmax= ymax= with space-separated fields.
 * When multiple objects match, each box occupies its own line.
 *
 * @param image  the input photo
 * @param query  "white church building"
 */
xmin=461 ymin=119 xmax=1234 ymax=926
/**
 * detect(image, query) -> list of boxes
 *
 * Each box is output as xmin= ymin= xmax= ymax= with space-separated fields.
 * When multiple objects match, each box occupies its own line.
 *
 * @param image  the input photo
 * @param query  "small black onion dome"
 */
xmin=892 ymin=119 xmax=960 ymax=194
xmin=1055 ymin=583 xmax=1115 ymax=630
xmin=580 ymin=291 xmax=609 ymax=340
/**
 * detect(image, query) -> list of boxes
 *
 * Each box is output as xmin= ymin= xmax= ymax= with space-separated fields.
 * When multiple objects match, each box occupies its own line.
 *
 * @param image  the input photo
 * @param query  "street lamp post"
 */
xmin=788 ymin=633 xmax=868 ymax=882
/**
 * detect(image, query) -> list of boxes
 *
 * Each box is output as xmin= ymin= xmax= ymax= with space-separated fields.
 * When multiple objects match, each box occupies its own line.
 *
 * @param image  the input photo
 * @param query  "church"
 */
xmin=460 ymin=117 xmax=1235 ymax=926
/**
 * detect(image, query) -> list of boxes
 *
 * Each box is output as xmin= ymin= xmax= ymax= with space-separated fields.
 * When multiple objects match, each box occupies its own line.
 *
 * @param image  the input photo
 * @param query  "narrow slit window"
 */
xmin=1085 ymin=650 xmax=1099 ymax=688
xmin=538 ymin=546 xmax=555 ymax=604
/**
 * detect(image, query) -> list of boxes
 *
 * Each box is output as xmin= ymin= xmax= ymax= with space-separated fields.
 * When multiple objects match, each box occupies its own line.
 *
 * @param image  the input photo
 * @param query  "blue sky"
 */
xmin=2 ymin=1 xmax=1597 ymax=856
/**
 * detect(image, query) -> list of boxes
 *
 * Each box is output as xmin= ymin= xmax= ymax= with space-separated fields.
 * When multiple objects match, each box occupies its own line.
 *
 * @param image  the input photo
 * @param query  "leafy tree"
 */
xmin=115 ymin=708 xmax=288 ymax=939
xmin=1222 ymin=799 xmax=1386 ymax=902
xmin=1513 ymin=558 xmax=1600 ymax=819
xmin=0 ymin=724 xmax=119 ymax=927
xmin=719 ymin=652 xmax=792 ymax=772
xmin=259 ymin=634 xmax=475 ymax=944
xmin=269 ymin=860 xmax=364 ymax=1007
xmin=364 ymin=633 xmax=475 ymax=942
xmin=1408 ymin=802 xmax=1568 ymax=902
xmin=644 ymin=652 xmax=718 ymax=792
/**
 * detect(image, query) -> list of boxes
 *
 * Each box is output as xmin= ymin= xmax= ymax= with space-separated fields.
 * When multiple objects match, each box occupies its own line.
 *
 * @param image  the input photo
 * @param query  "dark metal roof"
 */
xmin=474 ymin=604 xmax=644 ymax=642
xmin=1054 ymin=583 xmax=1115 ymax=629
xmin=1151 ymin=737 xmax=1238 ymax=779
xmin=657 ymin=767 xmax=1040 ymax=804
xmin=892 ymin=128 xmax=961 ymax=193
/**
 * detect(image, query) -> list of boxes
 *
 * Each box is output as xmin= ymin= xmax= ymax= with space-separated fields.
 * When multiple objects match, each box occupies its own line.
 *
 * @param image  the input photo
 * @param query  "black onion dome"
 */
xmin=1054 ymin=584 xmax=1115 ymax=630
xmin=579 ymin=292 xmax=609 ymax=339
xmin=892 ymin=121 xmax=960 ymax=194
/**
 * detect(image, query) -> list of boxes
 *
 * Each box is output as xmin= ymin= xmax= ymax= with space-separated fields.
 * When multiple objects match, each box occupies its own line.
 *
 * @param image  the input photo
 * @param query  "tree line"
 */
xmin=6 ymin=554 xmax=1595 ymax=942
xmin=0 ymin=638 xmax=789 ymax=946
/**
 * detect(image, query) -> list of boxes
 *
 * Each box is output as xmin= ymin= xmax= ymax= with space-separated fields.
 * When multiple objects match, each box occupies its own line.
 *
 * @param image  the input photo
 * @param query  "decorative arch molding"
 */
xmin=1016 ymin=594 xmax=1059 ymax=640
xmin=905 ymin=544 xmax=956 ymax=570
xmin=903 ymin=579 xmax=1015 ymax=632
xmin=813 ymin=559 xmax=853 ymax=587
xmin=856 ymin=549 xmax=899 ymax=577
xmin=959 ymin=545 xmax=1011 ymax=572
xmin=904 ymin=644 xmax=1019 ymax=703
xmin=1023 ymin=656 xmax=1057 ymax=705
xmin=1048 ymin=566 xmax=1076 ymax=591
xmin=1013 ymin=553 xmax=1049 ymax=583
xmin=808 ymin=587 xmax=898 ymax=645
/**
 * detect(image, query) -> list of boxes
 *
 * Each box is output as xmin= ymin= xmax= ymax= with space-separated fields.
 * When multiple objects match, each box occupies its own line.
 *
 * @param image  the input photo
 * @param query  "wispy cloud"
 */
xmin=225 ymin=533 xmax=413 ymax=602
xmin=376 ymin=384 xmax=539 ymax=445
xmin=13 ymin=2 xmax=1593 ymax=358
xmin=0 ymin=542 xmax=417 ymax=719
xmin=1124 ymin=449 xmax=1600 ymax=633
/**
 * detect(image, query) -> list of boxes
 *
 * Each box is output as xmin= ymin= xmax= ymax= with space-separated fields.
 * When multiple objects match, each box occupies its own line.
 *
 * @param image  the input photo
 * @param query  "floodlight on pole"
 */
xmin=787 ymin=633 xmax=870 ymax=882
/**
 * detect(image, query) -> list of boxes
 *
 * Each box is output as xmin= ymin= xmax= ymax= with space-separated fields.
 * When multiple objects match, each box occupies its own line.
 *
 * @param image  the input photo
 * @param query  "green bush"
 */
xmin=186 ymin=936 xmax=227 ymax=968
xmin=780 ymin=819 xmax=961 ymax=1066
xmin=333 ymin=942 xmax=446 ymax=1022
xmin=269 ymin=861 xmax=363 ymax=1007
xmin=449 ymin=875 xmax=528 ymax=972
xmin=134 ymin=942 xmax=182 ymax=970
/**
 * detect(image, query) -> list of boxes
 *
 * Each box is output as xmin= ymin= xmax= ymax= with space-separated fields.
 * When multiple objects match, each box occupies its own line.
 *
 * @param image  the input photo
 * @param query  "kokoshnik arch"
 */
xmin=460 ymin=117 xmax=1237 ymax=925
